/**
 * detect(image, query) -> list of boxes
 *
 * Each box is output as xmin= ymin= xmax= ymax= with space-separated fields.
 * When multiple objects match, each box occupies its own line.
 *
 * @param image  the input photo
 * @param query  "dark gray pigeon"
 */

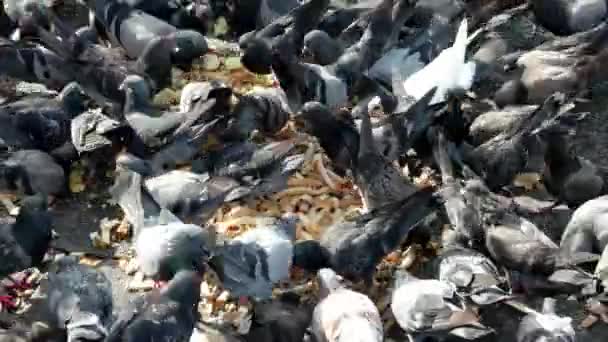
xmin=0 ymin=82 xmax=88 ymax=152
xmin=245 ymin=292 xmax=313 ymax=342
xmin=311 ymin=268 xmax=383 ymax=342
xmin=531 ymin=0 xmax=606 ymax=36
xmin=292 ymin=186 xmax=439 ymax=282
xmin=240 ymin=0 xmax=330 ymax=75
xmin=46 ymin=256 xmax=112 ymax=342
xmin=354 ymin=98 xmax=417 ymax=211
xmin=0 ymin=194 xmax=52 ymax=311
xmin=0 ymin=149 xmax=66 ymax=200
xmin=192 ymin=139 xmax=297 ymax=179
xmin=225 ymin=88 xmax=291 ymax=140
xmin=462 ymin=93 xmax=566 ymax=191
xmin=213 ymin=214 xmax=298 ymax=300
xmin=534 ymin=110 xmax=604 ymax=209
xmin=105 ymin=270 xmax=202 ymax=342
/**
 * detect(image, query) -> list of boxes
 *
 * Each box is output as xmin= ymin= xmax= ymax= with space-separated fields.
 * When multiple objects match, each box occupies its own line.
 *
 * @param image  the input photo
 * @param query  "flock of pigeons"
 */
xmin=3 ymin=0 xmax=608 ymax=341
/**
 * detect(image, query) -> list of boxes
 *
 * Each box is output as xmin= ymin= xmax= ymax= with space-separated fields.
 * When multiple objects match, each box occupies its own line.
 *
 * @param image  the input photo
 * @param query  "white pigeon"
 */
xmin=401 ymin=18 xmax=477 ymax=105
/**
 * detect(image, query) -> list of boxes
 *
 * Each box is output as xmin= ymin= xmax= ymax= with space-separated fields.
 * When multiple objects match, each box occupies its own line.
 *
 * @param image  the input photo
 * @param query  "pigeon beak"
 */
xmin=51 ymin=229 xmax=60 ymax=239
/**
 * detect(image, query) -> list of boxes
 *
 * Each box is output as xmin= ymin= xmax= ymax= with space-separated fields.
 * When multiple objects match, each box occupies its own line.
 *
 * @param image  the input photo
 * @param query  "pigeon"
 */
xmin=534 ymin=110 xmax=604 ymax=209
xmin=0 ymin=194 xmax=52 ymax=310
xmin=391 ymin=269 xmax=493 ymax=341
xmin=310 ymin=268 xmax=383 ymax=342
xmin=89 ymin=0 xmax=208 ymax=67
xmin=192 ymin=139 xmax=297 ymax=179
xmin=120 ymin=74 xmax=218 ymax=149
xmin=3 ymin=0 xmax=53 ymax=40
xmin=147 ymin=118 xmax=220 ymax=175
xmin=436 ymin=229 xmax=511 ymax=305
xmin=302 ymin=29 xmax=344 ymax=65
xmin=245 ymin=292 xmax=313 ymax=342
xmin=462 ymin=93 xmax=566 ymax=191
xmin=105 ymin=270 xmax=203 ymax=342
xmin=240 ymin=0 xmax=330 ymax=75
xmin=354 ymin=97 xmax=417 ymax=211
xmin=224 ymin=88 xmax=291 ymax=140
xmin=0 ymin=39 xmax=75 ymax=91
xmin=531 ymin=0 xmax=607 ymax=36
xmin=560 ymin=195 xmax=608 ymax=257
xmin=213 ymin=214 xmax=297 ymax=300
xmin=468 ymin=105 xmax=539 ymax=145
xmin=432 ymin=128 xmax=485 ymax=248
xmin=178 ymin=81 xmax=233 ymax=115
xmin=127 ymin=0 xmax=215 ymax=33
xmin=466 ymin=180 xmax=598 ymax=276
xmin=256 ymin=0 xmax=301 ymax=28
xmin=495 ymin=22 xmax=608 ymax=104
xmin=292 ymin=186 xmax=439 ymax=282
xmin=294 ymin=101 xmax=359 ymax=175
xmin=143 ymin=170 xmax=234 ymax=221
xmin=46 ymin=256 xmax=112 ymax=342
xmin=516 ymin=297 xmax=576 ymax=342
xmin=19 ymin=10 xmax=173 ymax=104
xmin=0 ymin=82 xmax=88 ymax=152
xmin=0 ymin=149 xmax=66 ymax=201
xmin=400 ymin=18 xmax=478 ymax=105
xmin=135 ymin=221 xmax=215 ymax=286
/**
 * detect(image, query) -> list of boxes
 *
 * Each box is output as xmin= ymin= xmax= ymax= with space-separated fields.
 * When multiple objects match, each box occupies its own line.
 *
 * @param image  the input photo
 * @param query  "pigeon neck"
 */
xmin=123 ymin=88 xmax=149 ymax=113
xmin=358 ymin=110 xmax=377 ymax=158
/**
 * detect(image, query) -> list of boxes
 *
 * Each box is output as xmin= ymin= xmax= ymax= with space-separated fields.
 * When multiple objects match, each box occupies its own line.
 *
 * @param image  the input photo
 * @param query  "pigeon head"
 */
xmin=66 ymin=311 xmax=108 ymax=342
xmin=277 ymin=213 xmax=299 ymax=240
xmin=0 ymin=161 xmax=31 ymax=194
xmin=187 ymin=1 xmax=215 ymax=33
xmin=58 ymin=82 xmax=88 ymax=116
xmin=302 ymin=30 xmax=342 ymax=65
xmin=240 ymin=38 xmax=273 ymax=74
xmin=317 ymin=268 xmax=343 ymax=298
xmin=169 ymin=30 xmax=209 ymax=68
xmin=292 ymin=240 xmax=331 ymax=272
xmin=367 ymin=96 xmax=384 ymax=117
xmin=120 ymin=75 xmax=151 ymax=109
xmin=294 ymin=101 xmax=332 ymax=132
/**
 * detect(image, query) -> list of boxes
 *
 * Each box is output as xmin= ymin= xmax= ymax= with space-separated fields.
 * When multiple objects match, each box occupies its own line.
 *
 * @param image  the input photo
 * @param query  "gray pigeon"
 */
xmin=213 ymin=214 xmax=298 ymax=300
xmin=120 ymin=74 xmax=218 ymax=148
xmin=391 ymin=269 xmax=493 ymax=341
xmin=135 ymin=221 xmax=216 ymax=285
xmin=311 ymin=268 xmax=382 ymax=342
xmin=46 ymin=256 xmax=112 ymax=342
xmin=105 ymin=270 xmax=203 ymax=342
xmin=560 ymin=195 xmax=608 ymax=257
